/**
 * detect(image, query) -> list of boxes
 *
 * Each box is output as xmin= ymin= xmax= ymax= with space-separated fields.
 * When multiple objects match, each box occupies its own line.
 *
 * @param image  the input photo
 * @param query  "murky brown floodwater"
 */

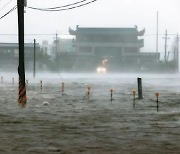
xmin=0 ymin=73 xmax=180 ymax=153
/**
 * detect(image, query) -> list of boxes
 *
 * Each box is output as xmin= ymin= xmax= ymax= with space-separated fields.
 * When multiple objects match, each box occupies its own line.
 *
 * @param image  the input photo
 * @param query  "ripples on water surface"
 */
xmin=0 ymin=73 xmax=180 ymax=153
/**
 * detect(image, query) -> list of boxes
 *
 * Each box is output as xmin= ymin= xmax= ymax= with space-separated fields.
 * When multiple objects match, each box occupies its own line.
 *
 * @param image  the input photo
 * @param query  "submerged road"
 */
xmin=0 ymin=73 xmax=180 ymax=153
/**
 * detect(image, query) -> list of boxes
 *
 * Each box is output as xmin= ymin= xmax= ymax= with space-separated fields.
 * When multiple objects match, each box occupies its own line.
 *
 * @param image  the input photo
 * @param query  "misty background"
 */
xmin=0 ymin=0 xmax=180 ymax=56
xmin=0 ymin=1 xmax=180 ymax=153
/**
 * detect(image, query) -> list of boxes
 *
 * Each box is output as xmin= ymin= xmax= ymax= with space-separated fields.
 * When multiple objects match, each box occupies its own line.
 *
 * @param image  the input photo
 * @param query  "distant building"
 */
xmin=41 ymin=40 xmax=50 ymax=54
xmin=0 ymin=43 xmax=40 ymax=71
xmin=59 ymin=39 xmax=75 ymax=53
xmin=69 ymin=26 xmax=160 ymax=71
xmin=69 ymin=25 xmax=144 ymax=54
xmin=49 ymin=38 xmax=76 ymax=71
xmin=51 ymin=38 xmax=75 ymax=56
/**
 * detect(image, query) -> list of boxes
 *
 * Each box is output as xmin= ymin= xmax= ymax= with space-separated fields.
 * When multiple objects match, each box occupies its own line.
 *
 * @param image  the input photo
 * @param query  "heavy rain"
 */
xmin=0 ymin=0 xmax=180 ymax=153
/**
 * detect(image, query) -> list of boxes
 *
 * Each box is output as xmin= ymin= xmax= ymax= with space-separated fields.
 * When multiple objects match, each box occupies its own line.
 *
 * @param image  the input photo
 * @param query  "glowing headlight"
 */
xmin=96 ymin=67 xmax=107 ymax=73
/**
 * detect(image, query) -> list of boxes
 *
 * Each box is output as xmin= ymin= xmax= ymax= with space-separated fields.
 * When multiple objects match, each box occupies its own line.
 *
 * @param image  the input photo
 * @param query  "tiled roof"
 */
xmin=76 ymin=27 xmax=137 ymax=35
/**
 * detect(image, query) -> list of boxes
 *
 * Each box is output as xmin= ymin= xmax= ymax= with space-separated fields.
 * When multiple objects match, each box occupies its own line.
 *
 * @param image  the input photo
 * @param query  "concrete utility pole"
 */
xmin=55 ymin=32 xmax=59 ymax=71
xmin=156 ymin=11 xmax=159 ymax=61
xmin=17 ymin=0 xmax=26 ymax=106
xmin=56 ymin=32 xmax=58 ymax=54
xmin=176 ymin=34 xmax=179 ymax=72
xmin=163 ymin=30 xmax=169 ymax=62
xmin=33 ymin=39 xmax=36 ymax=78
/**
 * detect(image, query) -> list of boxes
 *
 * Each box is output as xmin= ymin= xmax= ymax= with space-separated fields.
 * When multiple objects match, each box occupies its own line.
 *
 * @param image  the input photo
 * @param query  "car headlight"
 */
xmin=96 ymin=67 xmax=107 ymax=73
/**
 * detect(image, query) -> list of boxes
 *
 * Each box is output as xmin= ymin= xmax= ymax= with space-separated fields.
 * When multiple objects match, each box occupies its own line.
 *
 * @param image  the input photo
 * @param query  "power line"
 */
xmin=0 ymin=5 xmax=17 ymax=20
xmin=0 ymin=33 xmax=70 ymax=36
xmin=27 ymin=0 xmax=97 ymax=12
xmin=144 ymin=34 xmax=177 ymax=36
xmin=32 ymin=0 xmax=88 ymax=10
xmin=0 ymin=33 xmax=178 ymax=36
xmin=0 ymin=0 xmax=13 ymax=12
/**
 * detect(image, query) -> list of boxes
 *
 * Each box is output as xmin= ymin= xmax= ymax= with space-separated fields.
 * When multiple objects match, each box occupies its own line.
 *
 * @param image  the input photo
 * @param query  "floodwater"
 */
xmin=0 ymin=73 xmax=180 ymax=154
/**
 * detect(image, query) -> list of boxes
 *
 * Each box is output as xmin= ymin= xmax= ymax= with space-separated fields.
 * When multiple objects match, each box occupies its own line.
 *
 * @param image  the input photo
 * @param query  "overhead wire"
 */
xmin=0 ymin=5 xmax=17 ymax=20
xmin=27 ymin=0 xmax=97 ymax=12
xmin=0 ymin=33 xmax=178 ymax=36
xmin=35 ymin=0 xmax=88 ymax=10
xmin=0 ymin=0 xmax=13 ymax=12
xmin=0 ymin=0 xmax=97 ymax=21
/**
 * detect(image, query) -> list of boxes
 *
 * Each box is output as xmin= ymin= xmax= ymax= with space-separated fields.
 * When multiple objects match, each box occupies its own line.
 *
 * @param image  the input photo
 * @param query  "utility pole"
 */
xmin=56 ymin=32 xmax=58 ymax=55
xmin=165 ymin=30 xmax=167 ymax=62
xmin=156 ymin=11 xmax=159 ymax=61
xmin=17 ymin=0 xmax=26 ymax=106
xmin=176 ymin=34 xmax=179 ymax=72
xmin=163 ymin=30 xmax=169 ymax=62
xmin=55 ymin=32 xmax=59 ymax=71
xmin=33 ymin=39 xmax=36 ymax=78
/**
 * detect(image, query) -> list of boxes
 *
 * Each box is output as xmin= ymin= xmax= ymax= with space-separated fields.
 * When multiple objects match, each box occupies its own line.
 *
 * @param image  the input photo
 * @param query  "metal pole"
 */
xmin=33 ymin=39 xmax=36 ymax=78
xmin=156 ymin=11 xmax=159 ymax=61
xmin=56 ymin=33 xmax=58 ymax=55
xmin=157 ymin=96 xmax=159 ymax=112
xmin=165 ymin=30 xmax=167 ymax=62
xmin=17 ymin=0 xmax=27 ymax=106
xmin=177 ymin=34 xmax=179 ymax=72
xmin=56 ymin=32 xmax=58 ymax=71
xmin=137 ymin=77 xmax=143 ymax=99
xmin=155 ymin=93 xmax=160 ymax=112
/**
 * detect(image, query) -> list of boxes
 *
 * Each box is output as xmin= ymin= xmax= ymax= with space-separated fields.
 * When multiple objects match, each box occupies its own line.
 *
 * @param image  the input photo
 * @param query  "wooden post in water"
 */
xmin=110 ymin=89 xmax=113 ymax=102
xmin=155 ymin=93 xmax=160 ymax=112
xmin=62 ymin=82 xmax=64 ymax=95
xmin=40 ymin=80 xmax=42 ymax=91
xmin=87 ymin=85 xmax=91 ymax=99
xmin=132 ymin=90 xmax=136 ymax=109
xmin=137 ymin=78 xmax=143 ymax=99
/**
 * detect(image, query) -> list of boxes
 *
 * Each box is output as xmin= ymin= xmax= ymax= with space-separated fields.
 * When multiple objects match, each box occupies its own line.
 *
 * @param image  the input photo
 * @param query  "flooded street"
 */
xmin=0 ymin=73 xmax=180 ymax=154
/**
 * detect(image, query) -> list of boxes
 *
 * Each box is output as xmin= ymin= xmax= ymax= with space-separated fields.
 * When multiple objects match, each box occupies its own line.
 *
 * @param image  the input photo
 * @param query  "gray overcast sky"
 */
xmin=0 ymin=0 xmax=180 ymax=54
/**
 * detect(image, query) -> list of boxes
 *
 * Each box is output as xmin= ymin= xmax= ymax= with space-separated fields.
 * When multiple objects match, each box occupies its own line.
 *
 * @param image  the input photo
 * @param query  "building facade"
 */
xmin=0 ymin=43 xmax=40 ymax=71
xmin=69 ymin=26 xmax=159 ymax=72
